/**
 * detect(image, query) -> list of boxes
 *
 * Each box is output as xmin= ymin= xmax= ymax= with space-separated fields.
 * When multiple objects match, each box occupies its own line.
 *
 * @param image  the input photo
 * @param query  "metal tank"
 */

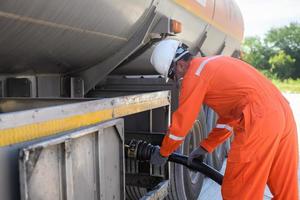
xmin=114 ymin=0 xmax=244 ymax=75
xmin=0 ymin=0 xmax=153 ymax=74
xmin=0 ymin=0 xmax=243 ymax=77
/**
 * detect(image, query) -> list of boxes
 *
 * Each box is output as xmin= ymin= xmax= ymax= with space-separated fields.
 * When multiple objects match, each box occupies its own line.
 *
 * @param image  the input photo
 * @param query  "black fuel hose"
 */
xmin=125 ymin=140 xmax=223 ymax=185
xmin=168 ymin=152 xmax=223 ymax=185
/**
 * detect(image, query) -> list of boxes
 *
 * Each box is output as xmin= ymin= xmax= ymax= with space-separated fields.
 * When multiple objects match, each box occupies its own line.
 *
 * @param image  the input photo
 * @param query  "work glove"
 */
xmin=188 ymin=146 xmax=208 ymax=166
xmin=150 ymin=146 xmax=168 ymax=166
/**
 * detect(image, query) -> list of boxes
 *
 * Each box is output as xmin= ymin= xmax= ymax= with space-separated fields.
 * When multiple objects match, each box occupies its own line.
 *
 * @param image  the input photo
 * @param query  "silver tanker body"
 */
xmin=0 ymin=0 xmax=243 ymax=76
xmin=0 ymin=1 xmax=244 ymax=200
xmin=0 ymin=0 xmax=154 ymax=74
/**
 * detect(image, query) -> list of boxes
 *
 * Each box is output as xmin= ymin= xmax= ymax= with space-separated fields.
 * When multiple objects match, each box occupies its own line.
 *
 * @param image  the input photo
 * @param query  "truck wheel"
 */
xmin=125 ymin=157 xmax=148 ymax=199
xmin=167 ymin=109 xmax=208 ymax=200
xmin=206 ymin=141 xmax=228 ymax=170
xmin=125 ymin=185 xmax=147 ymax=200
xmin=204 ymin=106 xmax=229 ymax=170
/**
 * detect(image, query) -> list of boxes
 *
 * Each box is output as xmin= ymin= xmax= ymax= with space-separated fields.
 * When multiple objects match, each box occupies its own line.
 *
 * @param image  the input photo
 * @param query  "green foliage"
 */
xmin=269 ymin=50 xmax=296 ymax=79
xmin=242 ymin=22 xmax=300 ymax=79
xmin=265 ymin=23 xmax=300 ymax=54
xmin=242 ymin=37 xmax=272 ymax=70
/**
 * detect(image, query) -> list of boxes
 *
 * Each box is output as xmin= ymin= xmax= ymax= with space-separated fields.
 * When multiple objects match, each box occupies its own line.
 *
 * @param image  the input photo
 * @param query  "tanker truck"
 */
xmin=0 ymin=0 xmax=244 ymax=199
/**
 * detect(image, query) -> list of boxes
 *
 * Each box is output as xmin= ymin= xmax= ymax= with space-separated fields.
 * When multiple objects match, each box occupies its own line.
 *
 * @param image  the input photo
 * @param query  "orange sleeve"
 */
xmin=160 ymin=73 xmax=208 ymax=157
xmin=200 ymin=118 xmax=233 ymax=153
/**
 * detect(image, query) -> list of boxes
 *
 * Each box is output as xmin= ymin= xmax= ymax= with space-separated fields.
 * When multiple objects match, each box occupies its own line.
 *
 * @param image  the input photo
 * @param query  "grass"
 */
xmin=271 ymin=78 xmax=300 ymax=93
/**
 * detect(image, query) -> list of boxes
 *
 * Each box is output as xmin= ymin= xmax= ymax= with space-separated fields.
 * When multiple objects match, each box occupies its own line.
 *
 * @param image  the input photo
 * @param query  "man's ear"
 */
xmin=178 ymin=60 xmax=190 ymax=72
xmin=177 ymin=60 xmax=186 ymax=70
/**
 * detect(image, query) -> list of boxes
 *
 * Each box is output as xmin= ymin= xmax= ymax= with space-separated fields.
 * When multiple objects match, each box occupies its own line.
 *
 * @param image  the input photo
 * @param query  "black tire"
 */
xmin=125 ymin=185 xmax=147 ymax=200
xmin=166 ymin=109 xmax=208 ymax=200
xmin=203 ymin=106 xmax=229 ymax=170
xmin=125 ymin=159 xmax=147 ymax=200
xmin=182 ymin=109 xmax=209 ymax=199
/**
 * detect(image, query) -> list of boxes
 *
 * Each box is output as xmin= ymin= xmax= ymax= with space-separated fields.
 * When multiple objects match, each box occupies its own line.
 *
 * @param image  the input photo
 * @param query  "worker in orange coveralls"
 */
xmin=149 ymin=39 xmax=299 ymax=199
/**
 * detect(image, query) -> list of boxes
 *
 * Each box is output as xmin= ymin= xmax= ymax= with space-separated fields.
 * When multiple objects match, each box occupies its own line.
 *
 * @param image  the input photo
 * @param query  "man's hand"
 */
xmin=150 ymin=146 xmax=168 ymax=166
xmin=188 ymin=146 xmax=208 ymax=165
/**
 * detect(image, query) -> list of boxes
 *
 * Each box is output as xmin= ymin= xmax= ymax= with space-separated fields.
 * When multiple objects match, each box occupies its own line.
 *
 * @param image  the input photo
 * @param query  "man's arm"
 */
xmin=160 ymin=74 xmax=208 ymax=157
xmin=200 ymin=118 xmax=233 ymax=153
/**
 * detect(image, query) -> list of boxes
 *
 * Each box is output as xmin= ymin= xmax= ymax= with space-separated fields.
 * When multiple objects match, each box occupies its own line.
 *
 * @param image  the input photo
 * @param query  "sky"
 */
xmin=234 ymin=0 xmax=300 ymax=38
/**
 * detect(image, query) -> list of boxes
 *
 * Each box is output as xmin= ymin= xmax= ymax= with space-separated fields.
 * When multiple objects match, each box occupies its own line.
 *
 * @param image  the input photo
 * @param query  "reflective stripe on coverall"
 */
xmin=160 ymin=56 xmax=299 ymax=199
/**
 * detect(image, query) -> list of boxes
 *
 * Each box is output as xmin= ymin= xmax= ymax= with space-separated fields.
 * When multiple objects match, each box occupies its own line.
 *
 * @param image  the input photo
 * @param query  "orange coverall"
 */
xmin=160 ymin=56 xmax=299 ymax=199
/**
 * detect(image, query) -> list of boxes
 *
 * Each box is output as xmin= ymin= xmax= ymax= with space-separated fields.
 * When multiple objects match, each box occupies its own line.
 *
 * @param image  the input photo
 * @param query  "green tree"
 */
xmin=242 ymin=22 xmax=300 ymax=79
xmin=265 ymin=22 xmax=300 ymax=78
xmin=269 ymin=50 xmax=296 ymax=80
xmin=242 ymin=36 xmax=267 ymax=69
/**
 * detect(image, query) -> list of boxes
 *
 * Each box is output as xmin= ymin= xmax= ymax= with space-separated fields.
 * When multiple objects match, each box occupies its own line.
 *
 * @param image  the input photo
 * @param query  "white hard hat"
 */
xmin=150 ymin=39 xmax=189 ymax=78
